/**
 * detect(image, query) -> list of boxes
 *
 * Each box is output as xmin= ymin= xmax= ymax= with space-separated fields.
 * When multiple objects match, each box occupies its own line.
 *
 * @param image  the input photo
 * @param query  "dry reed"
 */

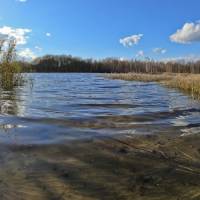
xmin=107 ymin=73 xmax=200 ymax=99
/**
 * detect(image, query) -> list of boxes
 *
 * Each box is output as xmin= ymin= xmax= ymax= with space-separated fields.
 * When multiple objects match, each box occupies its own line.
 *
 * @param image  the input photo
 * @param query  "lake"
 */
xmin=1 ymin=73 xmax=200 ymax=143
xmin=0 ymin=73 xmax=200 ymax=199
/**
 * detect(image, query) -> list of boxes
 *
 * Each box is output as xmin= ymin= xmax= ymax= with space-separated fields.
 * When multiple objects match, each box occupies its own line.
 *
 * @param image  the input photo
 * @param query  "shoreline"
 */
xmin=106 ymin=73 xmax=200 ymax=99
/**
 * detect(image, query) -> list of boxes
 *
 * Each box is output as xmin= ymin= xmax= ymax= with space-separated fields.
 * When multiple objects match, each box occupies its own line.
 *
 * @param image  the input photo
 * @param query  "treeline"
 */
xmin=26 ymin=55 xmax=200 ymax=74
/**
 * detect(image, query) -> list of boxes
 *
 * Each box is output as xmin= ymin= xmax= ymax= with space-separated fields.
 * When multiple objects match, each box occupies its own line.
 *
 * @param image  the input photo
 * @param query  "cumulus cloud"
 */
xmin=46 ymin=32 xmax=51 ymax=37
xmin=35 ymin=46 xmax=42 ymax=51
xmin=0 ymin=26 xmax=31 ymax=45
xmin=119 ymin=57 xmax=124 ymax=61
xmin=0 ymin=33 xmax=7 ymax=40
xmin=18 ymin=48 xmax=36 ymax=60
xmin=17 ymin=0 xmax=27 ymax=2
xmin=136 ymin=50 xmax=144 ymax=57
xmin=120 ymin=34 xmax=143 ymax=47
xmin=170 ymin=21 xmax=200 ymax=44
xmin=153 ymin=48 xmax=167 ymax=54
xmin=119 ymin=57 xmax=129 ymax=61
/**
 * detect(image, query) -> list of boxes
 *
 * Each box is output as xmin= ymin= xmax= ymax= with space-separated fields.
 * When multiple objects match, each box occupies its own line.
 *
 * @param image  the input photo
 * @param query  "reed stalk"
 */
xmin=107 ymin=73 xmax=200 ymax=99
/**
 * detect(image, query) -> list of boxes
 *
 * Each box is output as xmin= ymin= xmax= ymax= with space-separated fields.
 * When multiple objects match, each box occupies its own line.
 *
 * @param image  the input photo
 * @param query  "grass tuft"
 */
xmin=0 ymin=39 xmax=24 ymax=90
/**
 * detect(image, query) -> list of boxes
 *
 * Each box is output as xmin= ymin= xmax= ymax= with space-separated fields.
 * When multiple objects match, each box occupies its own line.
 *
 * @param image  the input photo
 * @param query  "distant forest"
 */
xmin=22 ymin=55 xmax=200 ymax=74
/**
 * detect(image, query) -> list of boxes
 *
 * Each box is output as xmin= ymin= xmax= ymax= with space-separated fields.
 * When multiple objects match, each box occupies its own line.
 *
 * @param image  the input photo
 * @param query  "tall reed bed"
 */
xmin=107 ymin=73 xmax=174 ymax=82
xmin=107 ymin=73 xmax=200 ymax=99
xmin=169 ymin=74 xmax=200 ymax=99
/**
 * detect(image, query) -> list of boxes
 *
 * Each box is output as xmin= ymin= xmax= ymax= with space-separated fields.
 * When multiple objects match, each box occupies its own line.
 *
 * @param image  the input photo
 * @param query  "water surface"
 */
xmin=0 ymin=73 xmax=199 ymax=200
xmin=0 ymin=73 xmax=199 ymax=144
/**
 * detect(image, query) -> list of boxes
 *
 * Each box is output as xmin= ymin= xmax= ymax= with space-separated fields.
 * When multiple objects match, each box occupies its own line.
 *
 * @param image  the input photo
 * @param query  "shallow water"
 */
xmin=0 ymin=73 xmax=200 ymax=200
xmin=0 ymin=74 xmax=200 ymax=144
xmin=0 ymin=73 xmax=200 ymax=144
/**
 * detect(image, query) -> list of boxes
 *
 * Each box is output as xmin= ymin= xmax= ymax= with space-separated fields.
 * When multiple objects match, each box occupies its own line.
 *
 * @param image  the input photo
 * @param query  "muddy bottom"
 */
xmin=0 ymin=133 xmax=199 ymax=200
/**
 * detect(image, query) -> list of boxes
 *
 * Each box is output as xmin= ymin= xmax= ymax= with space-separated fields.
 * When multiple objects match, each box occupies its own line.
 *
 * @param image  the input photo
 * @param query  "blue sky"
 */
xmin=0 ymin=0 xmax=200 ymax=61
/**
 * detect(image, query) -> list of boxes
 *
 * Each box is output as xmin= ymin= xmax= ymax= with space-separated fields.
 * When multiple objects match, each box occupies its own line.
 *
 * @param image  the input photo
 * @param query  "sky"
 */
xmin=0 ymin=0 xmax=200 ymax=61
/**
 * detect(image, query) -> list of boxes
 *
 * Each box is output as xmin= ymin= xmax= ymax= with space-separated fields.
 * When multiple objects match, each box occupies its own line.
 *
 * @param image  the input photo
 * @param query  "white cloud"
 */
xmin=119 ymin=57 xmax=126 ymax=61
xmin=136 ymin=50 xmax=144 ymax=57
xmin=17 ymin=0 xmax=27 ymax=2
xmin=46 ymin=32 xmax=51 ymax=37
xmin=163 ymin=54 xmax=200 ymax=63
xmin=170 ymin=21 xmax=200 ymax=44
xmin=120 ymin=34 xmax=143 ymax=47
xmin=0 ymin=26 xmax=31 ymax=45
xmin=0 ymin=33 xmax=7 ymax=40
xmin=153 ymin=48 xmax=167 ymax=54
xmin=35 ymin=46 xmax=42 ymax=51
xmin=18 ymin=48 xmax=36 ymax=60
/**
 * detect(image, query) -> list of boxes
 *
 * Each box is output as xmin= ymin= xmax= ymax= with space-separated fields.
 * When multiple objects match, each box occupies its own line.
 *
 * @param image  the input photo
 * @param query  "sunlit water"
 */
xmin=0 ymin=73 xmax=200 ymax=199
xmin=0 ymin=73 xmax=200 ymax=144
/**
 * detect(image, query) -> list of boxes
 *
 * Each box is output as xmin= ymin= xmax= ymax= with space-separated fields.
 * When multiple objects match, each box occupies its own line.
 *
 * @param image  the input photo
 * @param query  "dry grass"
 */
xmin=106 ymin=73 xmax=200 ymax=99
xmin=107 ymin=73 xmax=174 ymax=82
xmin=169 ymin=74 xmax=200 ymax=98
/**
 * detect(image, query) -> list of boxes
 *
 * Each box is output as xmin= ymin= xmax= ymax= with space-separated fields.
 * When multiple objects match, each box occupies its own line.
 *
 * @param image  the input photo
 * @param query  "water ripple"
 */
xmin=0 ymin=73 xmax=199 ymax=144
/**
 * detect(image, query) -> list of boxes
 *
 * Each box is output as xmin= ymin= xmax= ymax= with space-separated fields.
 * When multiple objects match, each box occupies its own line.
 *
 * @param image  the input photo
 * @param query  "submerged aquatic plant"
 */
xmin=0 ymin=39 xmax=23 ymax=90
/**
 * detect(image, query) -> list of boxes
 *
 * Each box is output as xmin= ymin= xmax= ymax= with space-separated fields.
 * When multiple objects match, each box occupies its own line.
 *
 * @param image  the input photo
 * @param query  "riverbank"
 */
xmin=106 ymin=73 xmax=200 ymax=99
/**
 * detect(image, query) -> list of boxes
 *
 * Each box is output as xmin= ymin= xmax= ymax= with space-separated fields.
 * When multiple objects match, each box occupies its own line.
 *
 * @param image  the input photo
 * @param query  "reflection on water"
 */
xmin=0 ymin=73 xmax=199 ymax=199
xmin=0 ymin=73 xmax=199 ymax=143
